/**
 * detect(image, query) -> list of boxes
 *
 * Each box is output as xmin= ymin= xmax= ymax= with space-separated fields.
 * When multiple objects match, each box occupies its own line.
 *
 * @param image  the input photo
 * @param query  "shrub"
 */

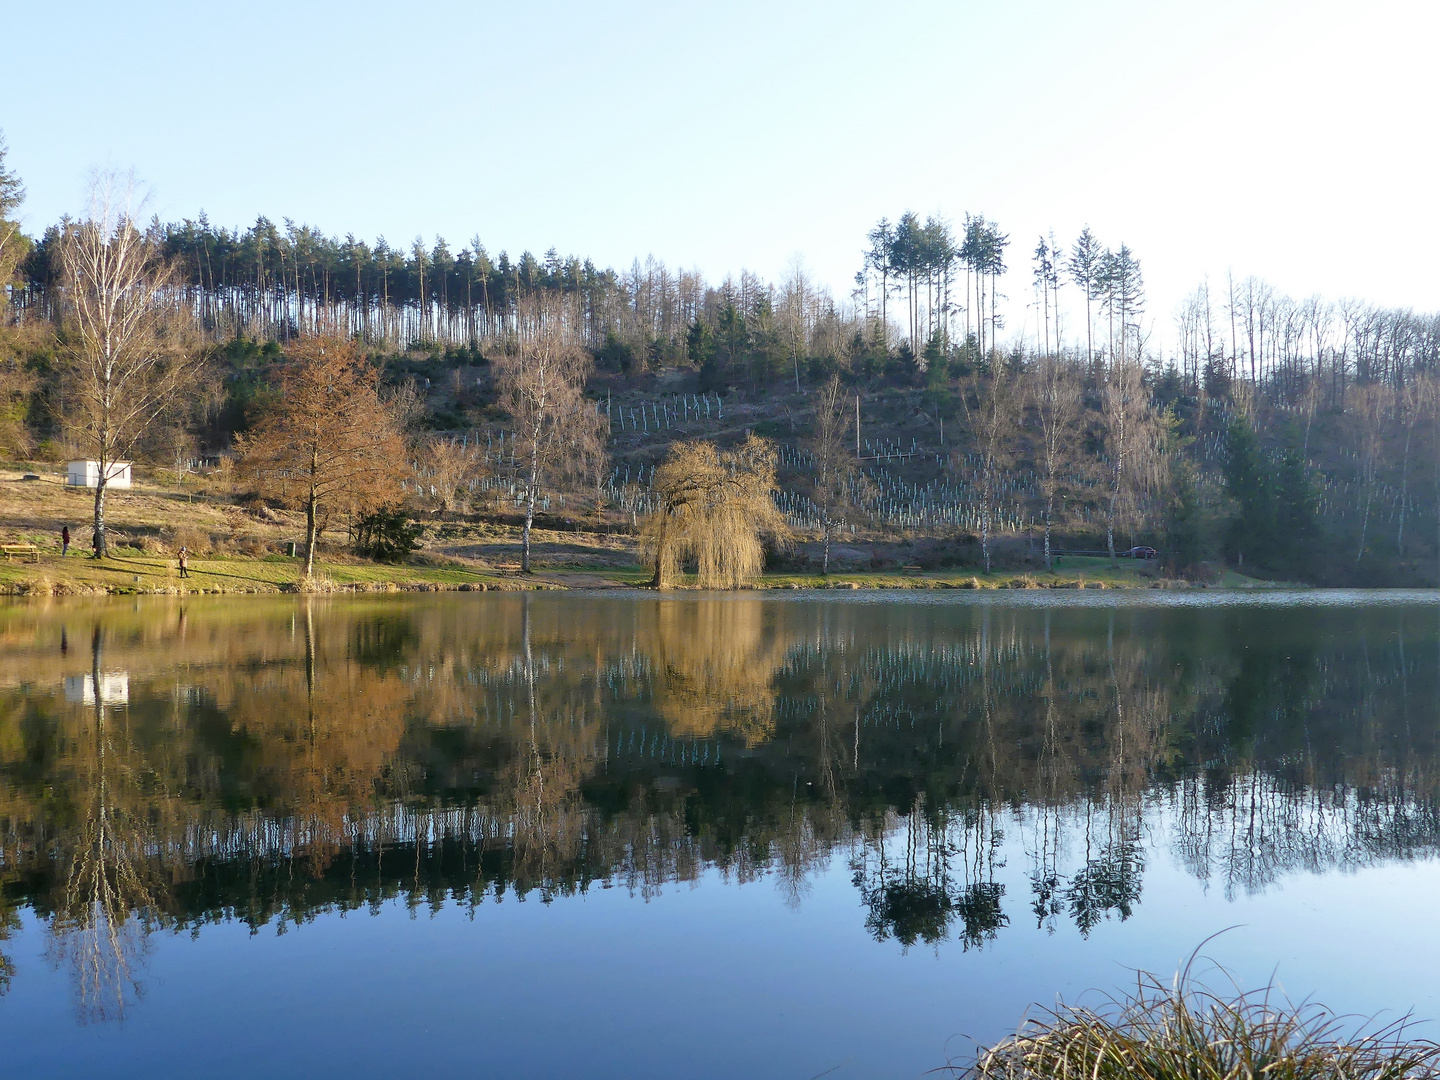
xmin=170 ymin=526 xmax=212 ymax=555
xmin=353 ymin=505 xmax=421 ymax=563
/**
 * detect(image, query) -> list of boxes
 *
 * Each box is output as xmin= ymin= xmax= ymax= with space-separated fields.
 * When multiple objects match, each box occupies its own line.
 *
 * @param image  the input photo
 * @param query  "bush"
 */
xmin=353 ymin=505 xmax=421 ymax=563
xmin=169 ymin=525 xmax=212 ymax=555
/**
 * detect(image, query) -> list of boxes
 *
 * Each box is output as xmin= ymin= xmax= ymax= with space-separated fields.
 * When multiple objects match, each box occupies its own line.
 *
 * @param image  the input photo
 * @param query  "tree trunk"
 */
xmin=1106 ymin=379 xmax=1126 ymax=568
xmin=522 ymin=441 xmax=539 ymax=574
xmin=1398 ymin=423 xmax=1413 ymax=555
xmin=1107 ymin=464 xmax=1120 ymax=568
xmin=304 ymin=488 xmax=318 ymax=578
xmin=822 ymin=513 xmax=831 ymax=576
xmin=879 ymin=270 xmax=888 ymax=348
xmin=1044 ymin=493 xmax=1053 ymax=571
xmin=980 ymin=487 xmax=992 ymax=574
xmin=649 ymin=509 xmax=669 ymax=590
xmin=92 ymin=477 xmax=108 ymax=558
xmin=1356 ymin=461 xmax=1373 ymax=565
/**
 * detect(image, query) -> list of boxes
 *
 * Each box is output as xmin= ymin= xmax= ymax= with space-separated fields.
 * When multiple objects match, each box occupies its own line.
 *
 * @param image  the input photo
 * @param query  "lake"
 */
xmin=1 ymin=591 xmax=1439 ymax=1079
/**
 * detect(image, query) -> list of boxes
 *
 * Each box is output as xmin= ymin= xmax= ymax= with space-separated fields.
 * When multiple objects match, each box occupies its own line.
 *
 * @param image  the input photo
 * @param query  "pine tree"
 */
xmin=1067 ymin=227 xmax=1104 ymax=370
xmin=1222 ymin=416 xmax=1276 ymax=570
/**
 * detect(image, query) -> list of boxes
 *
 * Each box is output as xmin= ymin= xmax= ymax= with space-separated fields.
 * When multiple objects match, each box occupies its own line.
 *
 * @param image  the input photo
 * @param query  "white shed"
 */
xmin=66 ymin=460 xmax=132 ymax=489
xmin=64 ymin=673 xmax=130 ymax=706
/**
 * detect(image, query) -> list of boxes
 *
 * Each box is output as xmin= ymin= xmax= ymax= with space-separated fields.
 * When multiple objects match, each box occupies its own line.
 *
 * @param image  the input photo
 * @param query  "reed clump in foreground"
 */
xmin=964 ymin=969 xmax=1440 ymax=1080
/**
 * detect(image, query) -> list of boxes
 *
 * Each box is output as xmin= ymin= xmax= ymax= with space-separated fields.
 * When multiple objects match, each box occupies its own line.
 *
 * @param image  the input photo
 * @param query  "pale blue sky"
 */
xmin=5 ymin=0 xmax=1436 ymax=345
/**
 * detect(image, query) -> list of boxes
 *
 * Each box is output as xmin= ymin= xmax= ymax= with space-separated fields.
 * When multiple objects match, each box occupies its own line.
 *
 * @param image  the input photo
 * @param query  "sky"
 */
xmin=3 ymin=0 xmax=1437 ymax=350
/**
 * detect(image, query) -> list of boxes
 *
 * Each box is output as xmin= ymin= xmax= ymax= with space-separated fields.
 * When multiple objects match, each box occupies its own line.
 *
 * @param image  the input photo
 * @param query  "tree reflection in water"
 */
xmin=1 ymin=595 xmax=1439 ymax=1014
xmin=42 ymin=626 xmax=163 ymax=1022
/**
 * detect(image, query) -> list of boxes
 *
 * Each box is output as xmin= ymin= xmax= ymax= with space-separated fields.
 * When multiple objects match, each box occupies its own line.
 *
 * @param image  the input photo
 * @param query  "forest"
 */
xmin=4 ymin=139 xmax=1440 ymax=586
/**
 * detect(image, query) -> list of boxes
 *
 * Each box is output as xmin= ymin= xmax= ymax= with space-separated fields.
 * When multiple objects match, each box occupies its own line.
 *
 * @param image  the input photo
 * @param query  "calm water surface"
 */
xmin=2 ymin=591 xmax=1439 ymax=1079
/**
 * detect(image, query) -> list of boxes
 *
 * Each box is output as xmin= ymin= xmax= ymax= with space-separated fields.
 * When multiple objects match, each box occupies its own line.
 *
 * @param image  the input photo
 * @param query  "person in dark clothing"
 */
xmin=61 ymin=526 xmax=70 ymax=556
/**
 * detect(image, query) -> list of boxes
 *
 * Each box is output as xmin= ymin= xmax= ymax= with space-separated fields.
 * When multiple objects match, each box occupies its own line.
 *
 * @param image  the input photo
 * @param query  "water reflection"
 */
xmin=43 ymin=628 xmax=158 ymax=1022
xmin=1 ymin=593 xmax=1438 ymax=1013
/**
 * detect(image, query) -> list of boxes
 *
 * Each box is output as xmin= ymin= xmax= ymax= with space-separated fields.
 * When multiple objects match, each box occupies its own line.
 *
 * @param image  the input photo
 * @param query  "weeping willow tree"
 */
xmin=643 ymin=435 xmax=788 ymax=589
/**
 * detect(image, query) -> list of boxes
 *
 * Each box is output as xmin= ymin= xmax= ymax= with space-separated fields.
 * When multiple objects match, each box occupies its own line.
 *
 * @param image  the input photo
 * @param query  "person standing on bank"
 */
xmin=61 ymin=525 xmax=70 ymax=556
xmin=178 ymin=546 xmax=189 ymax=578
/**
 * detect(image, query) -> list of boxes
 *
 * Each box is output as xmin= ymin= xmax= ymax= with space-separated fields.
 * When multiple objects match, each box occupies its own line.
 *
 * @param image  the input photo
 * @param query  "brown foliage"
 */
xmin=234 ymin=334 xmax=407 ymax=576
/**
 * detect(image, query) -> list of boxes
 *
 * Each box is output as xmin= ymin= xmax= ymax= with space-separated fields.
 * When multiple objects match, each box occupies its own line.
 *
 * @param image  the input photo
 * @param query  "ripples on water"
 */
xmin=1 ymin=592 xmax=1438 ymax=1077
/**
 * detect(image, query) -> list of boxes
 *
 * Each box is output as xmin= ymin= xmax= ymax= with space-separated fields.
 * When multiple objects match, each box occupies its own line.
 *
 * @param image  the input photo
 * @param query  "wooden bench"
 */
xmin=2 ymin=544 xmax=40 ymax=563
xmin=901 ymin=564 xmax=923 ymax=574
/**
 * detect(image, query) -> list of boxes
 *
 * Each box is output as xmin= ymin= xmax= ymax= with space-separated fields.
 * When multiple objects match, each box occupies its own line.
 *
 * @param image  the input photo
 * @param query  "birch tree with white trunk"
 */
xmin=493 ymin=295 xmax=605 ymax=573
xmin=59 ymin=172 xmax=200 ymax=557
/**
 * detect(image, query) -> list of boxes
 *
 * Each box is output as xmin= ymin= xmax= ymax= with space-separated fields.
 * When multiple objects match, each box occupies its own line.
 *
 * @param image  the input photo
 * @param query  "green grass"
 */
xmin=0 ymin=550 xmax=504 ymax=595
xmin=0 ymin=550 xmax=1287 ymax=597
xmin=964 ymin=967 xmax=1440 ymax=1079
xmin=759 ymin=558 xmax=1171 ymax=591
xmin=586 ymin=566 xmax=653 ymax=585
xmin=754 ymin=556 xmax=1292 ymax=591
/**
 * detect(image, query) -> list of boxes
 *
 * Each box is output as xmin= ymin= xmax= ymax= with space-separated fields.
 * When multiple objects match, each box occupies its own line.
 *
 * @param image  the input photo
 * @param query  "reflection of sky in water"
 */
xmin=1 ymin=592 xmax=1439 ymax=1078
xmin=5 ymin=823 xmax=1439 ymax=1080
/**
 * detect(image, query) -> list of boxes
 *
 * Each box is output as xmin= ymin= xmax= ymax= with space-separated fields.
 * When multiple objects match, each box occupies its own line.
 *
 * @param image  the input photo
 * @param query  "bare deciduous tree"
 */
xmin=236 ymin=334 xmax=407 ymax=578
xmin=1029 ymin=354 xmax=1081 ymax=570
xmin=59 ymin=172 xmax=202 ymax=557
xmin=492 ymin=295 xmax=606 ymax=572
xmin=1101 ymin=358 xmax=1149 ymax=566
xmin=807 ymin=375 xmax=855 ymax=574
xmin=419 ymin=436 xmax=487 ymax=514
xmin=643 ymin=435 xmax=788 ymax=589
xmin=1350 ymin=382 xmax=1386 ymax=565
xmin=961 ymin=361 xmax=1019 ymax=574
xmin=1396 ymin=379 xmax=1424 ymax=556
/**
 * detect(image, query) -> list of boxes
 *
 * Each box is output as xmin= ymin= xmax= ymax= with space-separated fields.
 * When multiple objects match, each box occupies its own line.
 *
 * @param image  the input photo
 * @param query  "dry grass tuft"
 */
xmin=291 ymin=573 xmax=338 ymax=594
xmin=20 ymin=575 xmax=54 ymax=596
xmin=962 ymin=966 xmax=1440 ymax=1080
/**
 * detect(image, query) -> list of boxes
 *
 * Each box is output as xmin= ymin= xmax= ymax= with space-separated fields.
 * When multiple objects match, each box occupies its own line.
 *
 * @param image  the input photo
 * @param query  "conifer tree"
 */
xmin=1067 ymin=227 xmax=1104 ymax=370
xmin=236 ymin=334 xmax=407 ymax=578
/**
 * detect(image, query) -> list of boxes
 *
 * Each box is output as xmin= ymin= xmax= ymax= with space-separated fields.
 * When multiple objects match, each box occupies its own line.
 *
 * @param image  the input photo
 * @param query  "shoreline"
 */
xmin=0 ymin=551 xmax=1297 ymax=597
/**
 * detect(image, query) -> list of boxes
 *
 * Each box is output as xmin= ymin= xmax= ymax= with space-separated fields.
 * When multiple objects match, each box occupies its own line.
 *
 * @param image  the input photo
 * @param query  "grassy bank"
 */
xmin=754 ymin=556 xmax=1288 ymax=591
xmin=964 ymin=970 xmax=1439 ymax=1080
xmin=0 ymin=549 xmax=517 ymax=595
xmin=0 ymin=552 xmax=1290 ymax=596
xmin=2 ymin=465 xmax=1289 ymax=596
